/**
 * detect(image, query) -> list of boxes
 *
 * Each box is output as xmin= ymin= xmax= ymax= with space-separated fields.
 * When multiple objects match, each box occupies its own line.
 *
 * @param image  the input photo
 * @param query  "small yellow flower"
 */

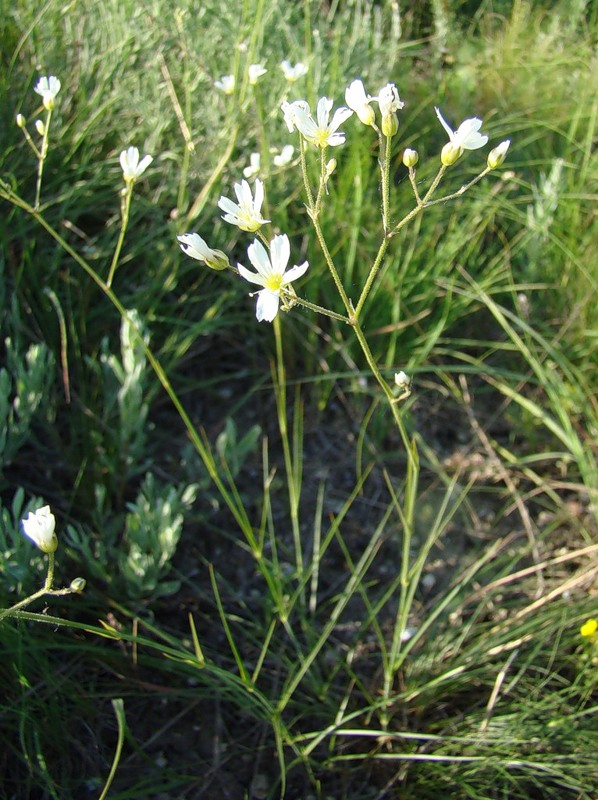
xmin=580 ymin=618 xmax=597 ymax=638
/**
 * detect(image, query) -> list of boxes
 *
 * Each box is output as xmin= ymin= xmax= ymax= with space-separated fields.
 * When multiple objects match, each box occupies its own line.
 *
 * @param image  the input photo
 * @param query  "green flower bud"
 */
xmin=402 ymin=148 xmax=419 ymax=168
xmin=441 ymin=141 xmax=462 ymax=166
xmin=381 ymin=113 xmax=399 ymax=138
xmin=487 ymin=139 xmax=510 ymax=170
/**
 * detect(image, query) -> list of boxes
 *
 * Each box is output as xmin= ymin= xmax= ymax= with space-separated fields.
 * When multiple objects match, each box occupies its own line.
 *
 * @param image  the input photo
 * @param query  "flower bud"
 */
xmin=70 ymin=577 xmax=87 ymax=593
xmin=441 ymin=141 xmax=462 ymax=166
xmin=487 ymin=139 xmax=510 ymax=169
xmin=21 ymin=506 xmax=58 ymax=554
xmin=16 ymin=113 xmax=26 ymax=128
xmin=357 ymin=104 xmax=376 ymax=127
xmin=325 ymin=158 xmax=337 ymax=178
xmin=35 ymin=119 xmax=46 ymax=136
xmin=394 ymin=371 xmax=410 ymax=390
xmin=205 ymin=250 xmax=231 ymax=271
xmin=381 ymin=112 xmax=398 ymax=137
xmin=402 ymin=148 xmax=419 ymax=168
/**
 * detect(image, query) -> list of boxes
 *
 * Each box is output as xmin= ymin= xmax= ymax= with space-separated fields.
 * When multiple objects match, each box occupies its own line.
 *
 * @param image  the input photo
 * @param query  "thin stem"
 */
xmin=107 ymin=184 xmax=133 ymax=289
xmin=44 ymin=551 xmax=55 ymax=591
xmin=34 ymin=107 xmax=52 ymax=210
xmin=273 ymin=316 xmax=303 ymax=576
xmin=408 ymin=166 xmax=422 ymax=205
xmin=288 ymin=294 xmax=350 ymax=323
xmin=380 ymin=131 xmax=392 ymax=234
xmin=0 ymin=552 xmax=77 ymax=623
xmin=19 ymin=123 xmax=42 ymax=159
xmin=98 ymin=700 xmax=126 ymax=800
xmin=350 ymin=319 xmax=414 ymax=457
xmin=354 ymin=235 xmax=390 ymax=319
xmin=423 ymin=167 xmax=491 ymax=207
xmin=299 ymin=142 xmax=353 ymax=316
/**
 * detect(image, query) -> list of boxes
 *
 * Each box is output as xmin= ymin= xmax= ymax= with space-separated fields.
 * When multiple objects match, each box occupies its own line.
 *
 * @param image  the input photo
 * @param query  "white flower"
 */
xmin=177 ymin=233 xmax=230 ymax=270
xmin=394 ymin=370 xmax=412 ymax=401
xmin=273 ymin=144 xmax=295 ymax=167
xmin=237 ymin=234 xmax=308 ymax=322
xmin=215 ymin=74 xmax=235 ymax=94
xmin=120 ymin=146 xmax=153 ymax=183
xmin=248 ymin=64 xmax=267 ymax=85
xmin=243 ymin=152 xmax=261 ymax=179
xmin=22 ymin=505 xmax=58 ymax=553
xmin=34 ymin=76 xmax=61 ymax=111
xmin=280 ymin=60 xmax=308 ymax=82
xmin=281 ymin=99 xmax=310 ymax=133
xmin=487 ymin=139 xmax=511 ymax=169
xmin=394 ymin=371 xmax=410 ymax=389
xmin=345 ymin=79 xmax=375 ymax=126
xmin=435 ymin=106 xmax=488 ymax=152
xmin=292 ymin=96 xmax=353 ymax=148
xmin=376 ymin=83 xmax=404 ymax=116
xmin=218 ymin=178 xmax=270 ymax=232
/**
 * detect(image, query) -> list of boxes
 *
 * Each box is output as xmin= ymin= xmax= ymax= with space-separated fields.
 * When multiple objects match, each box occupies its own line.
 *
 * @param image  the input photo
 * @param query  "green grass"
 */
xmin=1 ymin=0 xmax=597 ymax=797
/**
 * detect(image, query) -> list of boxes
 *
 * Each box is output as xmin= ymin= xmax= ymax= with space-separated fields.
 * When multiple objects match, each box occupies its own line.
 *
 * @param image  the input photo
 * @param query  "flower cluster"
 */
xmin=178 ymin=75 xmax=510 ymax=324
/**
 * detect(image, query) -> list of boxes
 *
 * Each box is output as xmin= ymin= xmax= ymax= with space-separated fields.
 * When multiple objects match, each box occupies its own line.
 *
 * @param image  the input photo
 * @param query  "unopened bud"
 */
xmin=205 ymin=250 xmax=230 ymax=271
xmin=394 ymin=370 xmax=412 ymax=401
xmin=35 ymin=119 xmax=46 ymax=136
xmin=394 ymin=371 xmax=410 ymax=389
xmin=487 ymin=139 xmax=510 ymax=170
xmin=402 ymin=148 xmax=419 ymax=168
xmin=441 ymin=141 xmax=462 ymax=166
xmin=381 ymin=112 xmax=399 ymax=138
xmin=325 ymin=158 xmax=337 ymax=178
xmin=16 ymin=113 xmax=26 ymax=128
xmin=69 ymin=577 xmax=86 ymax=593
xmin=357 ymin=104 xmax=376 ymax=127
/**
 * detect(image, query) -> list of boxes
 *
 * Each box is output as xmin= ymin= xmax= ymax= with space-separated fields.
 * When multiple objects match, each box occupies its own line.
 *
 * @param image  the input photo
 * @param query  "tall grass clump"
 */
xmin=1 ymin=0 xmax=597 ymax=798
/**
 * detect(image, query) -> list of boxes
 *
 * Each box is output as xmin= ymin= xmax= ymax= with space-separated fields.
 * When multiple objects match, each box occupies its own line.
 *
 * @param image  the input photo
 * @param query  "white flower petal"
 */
xmin=238 ymin=263 xmax=267 ymax=287
xmin=434 ymin=106 xmax=454 ymax=139
xmin=177 ymin=233 xmax=211 ymax=260
xmin=282 ymin=261 xmax=309 ymax=284
xmin=329 ymin=106 xmax=353 ymax=131
xmin=256 ymin=289 xmax=280 ymax=322
xmin=316 ymin=97 xmax=333 ymax=127
xmin=269 ymin=234 xmax=290 ymax=274
xmin=247 ymin=239 xmax=272 ymax=277
xmin=217 ymin=196 xmax=239 ymax=215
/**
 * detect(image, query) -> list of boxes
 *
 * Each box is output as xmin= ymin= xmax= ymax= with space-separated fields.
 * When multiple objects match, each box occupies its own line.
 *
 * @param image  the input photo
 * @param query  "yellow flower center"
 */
xmin=265 ymin=274 xmax=283 ymax=293
xmin=313 ymin=128 xmax=331 ymax=148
